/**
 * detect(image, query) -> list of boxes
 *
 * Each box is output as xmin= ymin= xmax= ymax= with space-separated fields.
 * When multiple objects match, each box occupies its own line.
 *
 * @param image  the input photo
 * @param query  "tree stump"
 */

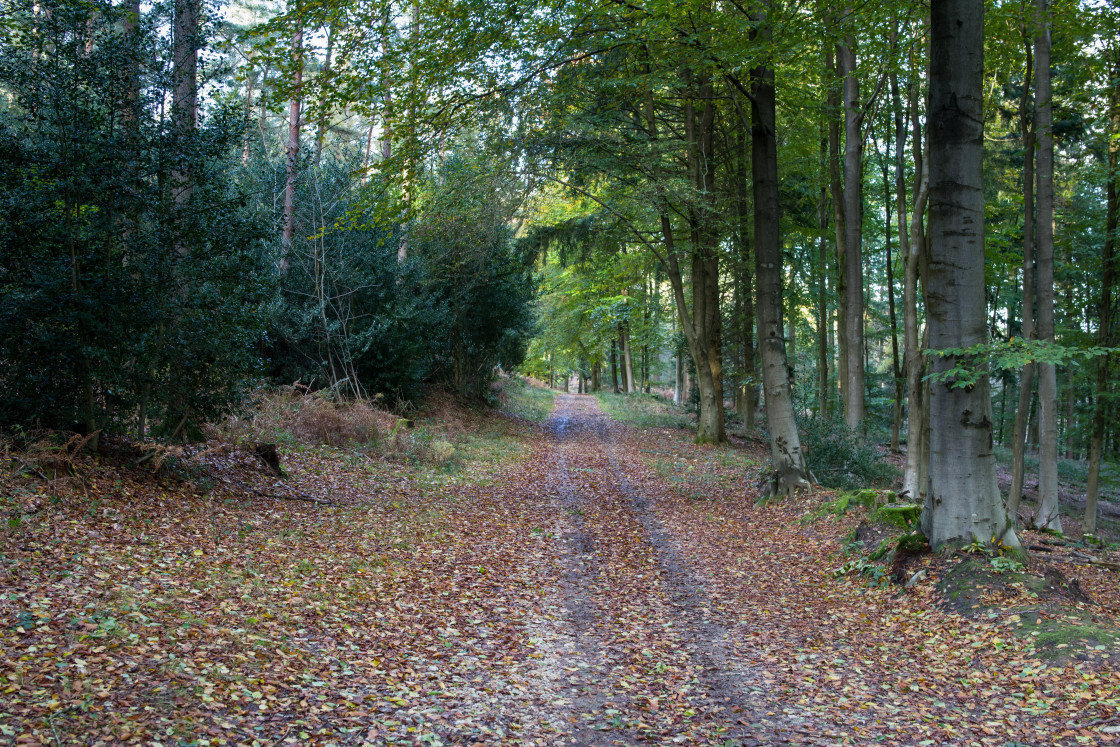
xmin=253 ymin=443 xmax=283 ymax=477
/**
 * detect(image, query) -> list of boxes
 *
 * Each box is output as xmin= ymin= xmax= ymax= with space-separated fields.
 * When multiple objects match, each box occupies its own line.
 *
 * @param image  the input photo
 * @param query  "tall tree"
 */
xmin=921 ymin=0 xmax=1018 ymax=548
xmin=837 ymin=10 xmax=866 ymax=429
xmin=1033 ymin=0 xmax=1062 ymax=532
xmin=752 ymin=7 xmax=807 ymax=478
xmin=280 ymin=4 xmax=303 ymax=276
xmin=1085 ymin=47 xmax=1119 ymax=536
xmin=1007 ymin=34 xmax=1036 ymax=523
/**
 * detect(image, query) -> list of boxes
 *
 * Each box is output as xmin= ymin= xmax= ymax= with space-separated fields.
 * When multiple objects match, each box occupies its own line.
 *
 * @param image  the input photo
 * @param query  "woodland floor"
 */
xmin=2 ymin=390 xmax=1120 ymax=746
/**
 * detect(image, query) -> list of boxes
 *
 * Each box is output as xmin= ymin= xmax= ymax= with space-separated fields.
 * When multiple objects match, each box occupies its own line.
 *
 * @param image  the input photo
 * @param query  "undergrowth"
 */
xmin=499 ymin=376 xmax=557 ymax=422
xmin=799 ymin=416 xmax=899 ymax=490
xmin=594 ymin=391 xmax=694 ymax=430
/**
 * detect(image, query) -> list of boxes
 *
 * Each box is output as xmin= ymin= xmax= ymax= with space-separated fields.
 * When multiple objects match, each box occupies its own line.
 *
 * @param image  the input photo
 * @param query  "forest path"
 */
xmin=517 ymin=394 xmax=810 ymax=745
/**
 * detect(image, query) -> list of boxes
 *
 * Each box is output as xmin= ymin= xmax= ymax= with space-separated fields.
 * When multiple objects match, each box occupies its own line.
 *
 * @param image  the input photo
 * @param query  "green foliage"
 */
xmin=896 ymin=532 xmax=930 ymax=555
xmin=798 ymin=417 xmax=899 ymax=491
xmin=594 ymin=392 xmax=693 ymax=430
xmin=0 ymin=0 xmax=271 ymax=437
xmin=499 ymin=376 xmax=556 ymax=423
xmin=989 ymin=555 xmax=1026 ymax=574
xmin=833 ymin=556 xmax=890 ymax=587
xmin=926 ymin=339 xmax=1119 ymax=390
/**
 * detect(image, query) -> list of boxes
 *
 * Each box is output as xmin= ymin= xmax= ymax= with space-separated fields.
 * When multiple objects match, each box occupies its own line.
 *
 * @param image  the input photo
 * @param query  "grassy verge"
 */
xmin=594 ymin=391 xmax=694 ymax=430
xmin=499 ymin=376 xmax=557 ymax=422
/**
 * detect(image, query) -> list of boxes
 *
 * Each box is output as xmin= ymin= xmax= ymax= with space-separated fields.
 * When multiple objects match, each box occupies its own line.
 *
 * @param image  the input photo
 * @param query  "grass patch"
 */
xmin=499 ymin=376 xmax=557 ymax=422
xmin=594 ymin=392 xmax=694 ymax=430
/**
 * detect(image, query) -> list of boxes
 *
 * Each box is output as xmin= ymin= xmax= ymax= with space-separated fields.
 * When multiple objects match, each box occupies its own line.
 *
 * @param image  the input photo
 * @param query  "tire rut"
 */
xmin=524 ymin=394 xmax=807 ymax=746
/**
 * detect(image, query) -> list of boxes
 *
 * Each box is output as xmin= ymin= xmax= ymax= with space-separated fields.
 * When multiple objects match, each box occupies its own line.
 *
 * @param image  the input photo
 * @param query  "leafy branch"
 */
xmin=925 ymin=339 xmax=1120 ymax=389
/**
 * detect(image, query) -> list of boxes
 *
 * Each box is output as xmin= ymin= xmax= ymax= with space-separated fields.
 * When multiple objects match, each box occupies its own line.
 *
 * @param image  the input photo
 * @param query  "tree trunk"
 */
xmin=751 ymin=19 xmax=805 ymax=474
xmin=922 ymin=0 xmax=1017 ymax=549
xmin=901 ymin=60 xmax=928 ymax=503
xmin=1034 ymin=0 xmax=1061 ymax=532
xmin=171 ymin=0 xmax=198 ymax=256
xmin=621 ymin=324 xmax=635 ymax=394
xmin=887 ymin=81 xmax=906 ymax=453
xmin=1086 ymin=49 xmax=1119 ymax=537
xmin=313 ymin=20 xmax=335 ymax=166
xmin=611 ymin=338 xmax=619 ymax=393
xmin=280 ymin=12 xmax=303 ymax=277
xmin=817 ymin=132 xmax=830 ymax=419
xmin=838 ymin=24 xmax=866 ymax=429
xmin=741 ymin=266 xmax=757 ymax=429
xmin=1008 ymin=37 xmax=1036 ymax=522
xmin=827 ymin=47 xmax=848 ymax=416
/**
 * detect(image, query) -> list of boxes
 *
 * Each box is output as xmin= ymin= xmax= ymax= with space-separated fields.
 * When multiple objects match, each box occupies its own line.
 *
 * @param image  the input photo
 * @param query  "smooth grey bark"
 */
xmin=171 ymin=0 xmax=198 ymax=223
xmin=313 ymin=21 xmax=336 ymax=166
xmin=838 ymin=26 xmax=866 ymax=429
xmin=280 ymin=14 xmax=303 ymax=277
xmin=827 ymin=47 xmax=848 ymax=416
xmin=1086 ymin=49 xmax=1119 ymax=536
xmin=883 ymin=122 xmax=902 ymax=453
xmin=901 ymin=58 xmax=928 ymax=503
xmin=1034 ymin=0 xmax=1061 ymax=532
xmin=1008 ymin=38 xmax=1036 ymax=523
xmin=818 ymin=133 xmax=831 ymax=419
xmin=922 ymin=0 xmax=1017 ymax=549
xmin=751 ymin=31 xmax=805 ymax=474
xmin=901 ymin=151 xmax=928 ymax=502
xmin=611 ymin=338 xmax=619 ymax=393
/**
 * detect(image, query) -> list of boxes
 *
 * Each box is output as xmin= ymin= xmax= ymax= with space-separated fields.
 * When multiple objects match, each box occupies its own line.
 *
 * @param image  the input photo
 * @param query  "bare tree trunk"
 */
xmin=280 ymin=12 xmax=303 ymax=277
xmin=838 ymin=22 xmax=866 ymax=429
xmin=887 ymin=87 xmax=904 ymax=452
xmin=1034 ymin=0 xmax=1062 ymax=532
xmin=901 ymin=56 xmax=928 ymax=503
xmin=922 ymin=0 xmax=1017 ymax=549
xmin=621 ymin=325 xmax=635 ymax=394
xmin=827 ymin=47 xmax=848 ymax=416
xmin=611 ymin=338 xmax=620 ymax=393
xmin=751 ymin=15 xmax=805 ymax=475
xmin=818 ymin=132 xmax=830 ymax=419
xmin=735 ymin=125 xmax=758 ymax=428
xmin=313 ymin=20 xmax=336 ymax=166
xmin=1086 ymin=49 xmax=1119 ymax=537
xmin=1008 ymin=38 xmax=1036 ymax=522
xmin=171 ymin=0 xmax=198 ymax=255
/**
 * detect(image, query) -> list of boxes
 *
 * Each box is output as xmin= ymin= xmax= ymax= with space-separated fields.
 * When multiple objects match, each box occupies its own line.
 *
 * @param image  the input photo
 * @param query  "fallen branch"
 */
xmin=1050 ymin=552 xmax=1120 ymax=572
xmin=238 ymin=485 xmax=334 ymax=506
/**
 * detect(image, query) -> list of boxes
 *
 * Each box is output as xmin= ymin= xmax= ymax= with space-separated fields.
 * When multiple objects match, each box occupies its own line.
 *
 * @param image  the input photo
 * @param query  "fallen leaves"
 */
xmin=1 ymin=392 xmax=1117 ymax=745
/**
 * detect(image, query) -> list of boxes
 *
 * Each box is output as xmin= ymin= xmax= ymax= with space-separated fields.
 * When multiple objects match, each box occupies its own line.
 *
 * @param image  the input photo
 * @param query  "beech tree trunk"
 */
xmin=1085 ymin=49 xmax=1119 ymax=536
xmin=901 ymin=61 xmax=928 ymax=504
xmin=313 ymin=21 xmax=335 ymax=166
xmin=611 ymin=338 xmax=619 ymax=393
xmin=838 ymin=23 xmax=865 ymax=429
xmin=1008 ymin=38 xmax=1036 ymax=522
xmin=653 ymin=71 xmax=725 ymax=443
xmin=818 ymin=133 xmax=830 ymax=419
xmin=827 ymin=47 xmax=848 ymax=415
xmin=751 ymin=23 xmax=805 ymax=473
xmin=1033 ymin=0 xmax=1062 ymax=532
xmin=922 ymin=0 xmax=1017 ymax=549
xmin=171 ymin=0 xmax=198 ymax=228
xmin=280 ymin=12 xmax=303 ymax=277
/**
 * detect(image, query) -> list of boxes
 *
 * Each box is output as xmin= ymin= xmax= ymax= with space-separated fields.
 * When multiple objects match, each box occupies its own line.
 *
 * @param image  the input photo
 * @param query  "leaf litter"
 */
xmin=1 ymin=391 xmax=1118 ymax=745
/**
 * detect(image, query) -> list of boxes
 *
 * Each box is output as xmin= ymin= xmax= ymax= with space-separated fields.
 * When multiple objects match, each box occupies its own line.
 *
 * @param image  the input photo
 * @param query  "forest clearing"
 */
xmin=2 ymin=384 xmax=1119 ymax=746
